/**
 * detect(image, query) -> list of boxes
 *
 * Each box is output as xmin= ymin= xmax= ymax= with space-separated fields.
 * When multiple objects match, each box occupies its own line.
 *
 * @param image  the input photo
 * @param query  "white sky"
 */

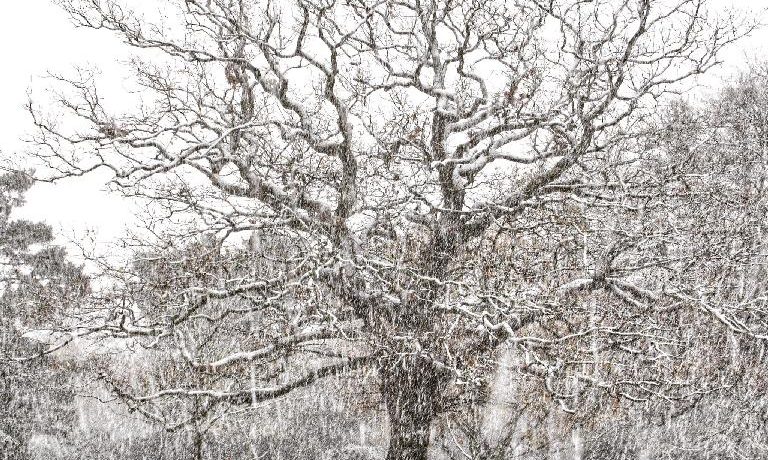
xmin=0 ymin=0 xmax=766 ymax=259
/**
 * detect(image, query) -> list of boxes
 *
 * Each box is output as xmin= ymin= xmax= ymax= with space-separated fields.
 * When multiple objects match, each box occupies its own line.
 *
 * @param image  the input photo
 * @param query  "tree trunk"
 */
xmin=191 ymin=423 xmax=204 ymax=460
xmin=380 ymin=355 xmax=447 ymax=460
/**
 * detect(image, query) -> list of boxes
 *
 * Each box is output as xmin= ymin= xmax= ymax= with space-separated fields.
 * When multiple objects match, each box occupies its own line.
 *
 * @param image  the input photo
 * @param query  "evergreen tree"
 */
xmin=0 ymin=170 xmax=88 ymax=459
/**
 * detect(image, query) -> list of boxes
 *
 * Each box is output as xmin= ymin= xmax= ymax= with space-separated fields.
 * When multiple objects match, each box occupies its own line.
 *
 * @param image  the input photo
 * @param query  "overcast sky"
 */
xmin=1 ymin=0 xmax=767 ymax=260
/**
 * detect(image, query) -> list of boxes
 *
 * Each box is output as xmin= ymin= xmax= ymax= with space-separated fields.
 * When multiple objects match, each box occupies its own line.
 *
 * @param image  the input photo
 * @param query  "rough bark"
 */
xmin=380 ymin=355 xmax=448 ymax=460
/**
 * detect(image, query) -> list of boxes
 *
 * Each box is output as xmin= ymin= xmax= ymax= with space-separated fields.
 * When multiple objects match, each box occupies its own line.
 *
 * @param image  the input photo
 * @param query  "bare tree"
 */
xmin=25 ymin=0 xmax=754 ymax=458
xmin=433 ymin=61 xmax=768 ymax=460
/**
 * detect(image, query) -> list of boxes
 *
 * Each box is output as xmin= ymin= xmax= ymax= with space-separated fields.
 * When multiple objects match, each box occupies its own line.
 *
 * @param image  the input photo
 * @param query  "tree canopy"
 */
xmin=14 ymin=0 xmax=768 ymax=459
